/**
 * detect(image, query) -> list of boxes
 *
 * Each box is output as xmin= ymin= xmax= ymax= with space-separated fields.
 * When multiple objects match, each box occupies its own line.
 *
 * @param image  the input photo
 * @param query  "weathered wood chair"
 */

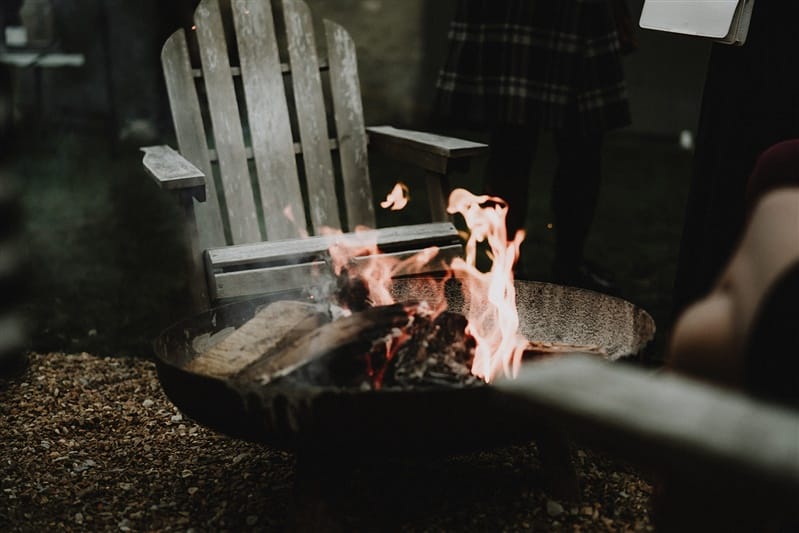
xmin=141 ymin=0 xmax=486 ymax=310
xmin=499 ymin=355 xmax=799 ymax=525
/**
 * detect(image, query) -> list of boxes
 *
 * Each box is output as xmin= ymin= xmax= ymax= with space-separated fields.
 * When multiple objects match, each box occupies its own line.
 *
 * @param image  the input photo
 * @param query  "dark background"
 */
xmin=1 ymin=0 xmax=707 ymax=360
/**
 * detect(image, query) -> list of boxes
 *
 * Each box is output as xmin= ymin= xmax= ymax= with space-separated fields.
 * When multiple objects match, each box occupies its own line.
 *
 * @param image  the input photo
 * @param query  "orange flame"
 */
xmin=446 ymin=188 xmax=528 ymax=381
xmin=324 ymin=187 xmax=528 ymax=383
xmin=380 ymin=182 xmax=410 ymax=211
xmin=323 ymin=226 xmax=443 ymax=308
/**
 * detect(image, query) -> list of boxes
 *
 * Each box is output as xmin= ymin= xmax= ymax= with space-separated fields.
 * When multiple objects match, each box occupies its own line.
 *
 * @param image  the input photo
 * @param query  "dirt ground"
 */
xmin=1 ymin=353 xmax=655 ymax=531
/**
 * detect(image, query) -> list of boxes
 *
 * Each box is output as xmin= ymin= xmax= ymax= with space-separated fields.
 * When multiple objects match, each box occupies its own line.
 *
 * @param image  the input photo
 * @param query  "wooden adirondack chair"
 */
xmin=141 ymin=0 xmax=486 ymax=310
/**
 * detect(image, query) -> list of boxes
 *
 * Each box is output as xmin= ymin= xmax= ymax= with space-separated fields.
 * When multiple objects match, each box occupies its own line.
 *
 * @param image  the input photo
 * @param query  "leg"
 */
xmin=551 ymin=130 xmax=604 ymax=283
xmin=483 ymin=124 xmax=539 ymax=237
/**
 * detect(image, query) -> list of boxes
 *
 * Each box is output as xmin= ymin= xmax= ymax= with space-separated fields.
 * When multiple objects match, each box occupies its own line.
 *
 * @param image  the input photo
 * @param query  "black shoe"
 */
xmin=552 ymin=263 xmax=621 ymax=296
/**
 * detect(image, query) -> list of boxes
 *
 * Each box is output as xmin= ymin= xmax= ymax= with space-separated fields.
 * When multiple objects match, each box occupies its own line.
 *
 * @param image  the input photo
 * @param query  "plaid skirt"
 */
xmin=434 ymin=0 xmax=631 ymax=135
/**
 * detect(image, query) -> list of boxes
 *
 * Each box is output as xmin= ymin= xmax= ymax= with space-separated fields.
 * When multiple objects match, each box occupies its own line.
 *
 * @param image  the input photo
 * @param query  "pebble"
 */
xmin=1 ymin=352 xmax=655 ymax=531
xmin=142 ymin=399 xmax=154 ymax=408
xmin=546 ymin=500 xmax=564 ymax=517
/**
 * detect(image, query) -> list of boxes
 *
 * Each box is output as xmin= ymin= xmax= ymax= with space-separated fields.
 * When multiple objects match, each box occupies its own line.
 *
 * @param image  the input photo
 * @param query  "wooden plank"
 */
xmin=178 ymin=190 xmax=211 ymax=311
xmin=367 ymin=126 xmax=488 ymax=158
xmin=141 ymin=145 xmax=205 ymax=191
xmin=207 ymin=222 xmax=461 ymax=269
xmin=369 ymin=136 xmax=450 ymax=175
xmin=186 ymin=300 xmax=329 ymax=377
xmin=232 ymin=0 xmax=306 ymax=240
xmin=190 ymin=59 xmax=329 ymax=78
xmin=324 ymin=19 xmax=374 ymax=230
xmin=282 ymin=0 xmax=341 ymax=233
xmin=211 ymin=260 xmax=329 ymax=301
xmin=161 ymin=28 xmax=226 ymax=248
xmin=235 ymin=303 xmax=412 ymax=386
xmin=211 ymin=244 xmax=463 ymax=300
xmin=195 ymin=0 xmax=261 ymax=244
xmin=207 ymin=137 xmax=339 ymax=162
xmin=498 ymin=355 xmax=799 ymax=493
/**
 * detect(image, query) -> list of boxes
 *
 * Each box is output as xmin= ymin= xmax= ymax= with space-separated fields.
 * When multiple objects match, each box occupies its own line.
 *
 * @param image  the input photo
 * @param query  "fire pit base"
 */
xmin=154 ymin=279 xmax=655 ymax=455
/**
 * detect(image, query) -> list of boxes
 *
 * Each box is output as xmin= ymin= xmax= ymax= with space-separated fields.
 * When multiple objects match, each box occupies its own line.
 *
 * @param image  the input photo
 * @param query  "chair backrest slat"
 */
xmin=282 ymin=0 xmax=341 ymax=232
xmin=195 ymin=0 xmax=261 ymax=244
xmin=324 ymin=19 xmax=375 ymax=229
xmin=161 ymin=29 xmax=226 ymax=249
xmin=232 ymin=0 xmax=305 ymax=240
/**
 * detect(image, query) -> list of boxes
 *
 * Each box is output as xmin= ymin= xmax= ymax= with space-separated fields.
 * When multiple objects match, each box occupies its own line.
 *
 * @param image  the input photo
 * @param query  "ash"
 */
xmin=376 ymin=307 xmax=484 ymax=389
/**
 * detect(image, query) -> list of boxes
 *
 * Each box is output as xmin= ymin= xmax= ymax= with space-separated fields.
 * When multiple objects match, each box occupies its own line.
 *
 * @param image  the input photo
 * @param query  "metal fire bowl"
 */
xmin=154 ymin=279 xmax=655 ymax=455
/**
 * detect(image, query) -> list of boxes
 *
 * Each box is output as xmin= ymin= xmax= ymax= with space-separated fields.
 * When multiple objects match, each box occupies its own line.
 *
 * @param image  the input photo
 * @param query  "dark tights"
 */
xmin=484 ymin=124 xmax=603 ymax=277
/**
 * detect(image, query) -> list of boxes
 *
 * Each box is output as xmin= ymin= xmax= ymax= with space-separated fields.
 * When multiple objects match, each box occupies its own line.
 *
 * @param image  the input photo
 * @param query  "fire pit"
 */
xmin=154 ymin=277 xmax=654 ymax=455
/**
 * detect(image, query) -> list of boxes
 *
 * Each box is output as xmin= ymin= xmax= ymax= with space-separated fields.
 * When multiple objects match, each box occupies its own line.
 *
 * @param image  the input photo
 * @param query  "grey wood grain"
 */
xmin=283 ymin=0 xmax=341 ymax=233
xmin=207 ymin=137 xmax=339 ymax=163
xmin=499 ymin=355 xmax=799 ymax=493
xmin=207 ymin=222 xmax=461 ymax=269
xmin=161 ymin=28 xmax=225 ymax=248
xmin=187 ymin=300 xmax=328 ymax=377
xmin=191 ymin=59 xmax=329 ymax=78
xmin=324 ymin=19 xmax=374 ymax=230
xmin=141 ymin=145 xmax=205 ymax=190
xmin=195 ymin=0 xmax=261 ymax=244
xmin=211 ymin=244 xmax=463 ymax=300
xmin=367 ymin=126 xmax=488 ymax=158
xmin=232 ymin=0 xmax=306 ymax=240
xmin=210 ymin=260 xmax=329 ymax=301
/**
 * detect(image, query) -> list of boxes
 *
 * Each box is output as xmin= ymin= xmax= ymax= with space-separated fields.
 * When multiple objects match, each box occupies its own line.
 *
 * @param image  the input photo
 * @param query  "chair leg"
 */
xmin=426 ymin=171 xmax=451 ymax=222
xmin=179 ymin=190 xmax=211 ymax=313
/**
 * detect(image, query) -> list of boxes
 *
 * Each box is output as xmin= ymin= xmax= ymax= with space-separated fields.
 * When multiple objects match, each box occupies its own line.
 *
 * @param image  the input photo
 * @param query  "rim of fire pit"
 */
xmin=154 ymin=278 xmax=655 ymax=454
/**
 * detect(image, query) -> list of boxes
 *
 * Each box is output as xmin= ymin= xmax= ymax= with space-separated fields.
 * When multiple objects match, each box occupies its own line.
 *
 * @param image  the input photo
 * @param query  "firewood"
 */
xmin=523 ymin=341 xmax=607 ymax=360
xmin=234 ymin=303 xmax=418 ymax=388
xmin=186 ymin=301 xmax=330 ymax=378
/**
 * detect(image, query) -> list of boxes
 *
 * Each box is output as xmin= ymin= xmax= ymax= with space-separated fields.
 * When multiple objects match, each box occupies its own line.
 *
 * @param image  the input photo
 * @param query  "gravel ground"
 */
xmin=1 ymin=353 xmax=654 ymax=531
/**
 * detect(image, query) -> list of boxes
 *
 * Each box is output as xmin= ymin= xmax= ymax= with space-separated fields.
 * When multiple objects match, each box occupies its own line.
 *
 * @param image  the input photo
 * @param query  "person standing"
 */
xmin=672 ymin=2 xmax=799 ymax=316
xmin=434 ymin=0 xmax=632 ymax=291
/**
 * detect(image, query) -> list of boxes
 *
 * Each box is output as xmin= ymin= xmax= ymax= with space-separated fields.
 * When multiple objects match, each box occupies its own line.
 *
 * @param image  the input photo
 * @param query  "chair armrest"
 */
xmin=497 ymin=354 xmax=799 ymax=496
xmin=141 ymin=145 xmax=206 ymax=201
xmin=366 ymin=125 xmax=488 ymax=175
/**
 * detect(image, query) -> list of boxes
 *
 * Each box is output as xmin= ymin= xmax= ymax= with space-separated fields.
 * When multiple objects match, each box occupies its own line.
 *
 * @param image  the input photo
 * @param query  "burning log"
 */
xmin=186 ymin=301 xmax=331 ymax=377
xmin=379 ymin=310 xmax=482 ymax=389
xmin=189 ymin=264 xmax=608 ymax=393
xmin=524 ymin=341 xmax=607 ymax=360
xmin=233 ymin=302 xmax=416 ymax=388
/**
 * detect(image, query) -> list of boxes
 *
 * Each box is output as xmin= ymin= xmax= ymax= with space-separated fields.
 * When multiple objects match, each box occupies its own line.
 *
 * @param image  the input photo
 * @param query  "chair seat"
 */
xmin=205 ymin=222 xmax=464 ymax=301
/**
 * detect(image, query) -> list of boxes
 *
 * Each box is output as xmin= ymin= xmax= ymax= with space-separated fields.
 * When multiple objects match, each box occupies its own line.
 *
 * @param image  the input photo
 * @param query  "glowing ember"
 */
xmin=282 ymin=205 xmax=309 ymax=238
xmin=380 ymin=182 xmax=410 ymax=211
